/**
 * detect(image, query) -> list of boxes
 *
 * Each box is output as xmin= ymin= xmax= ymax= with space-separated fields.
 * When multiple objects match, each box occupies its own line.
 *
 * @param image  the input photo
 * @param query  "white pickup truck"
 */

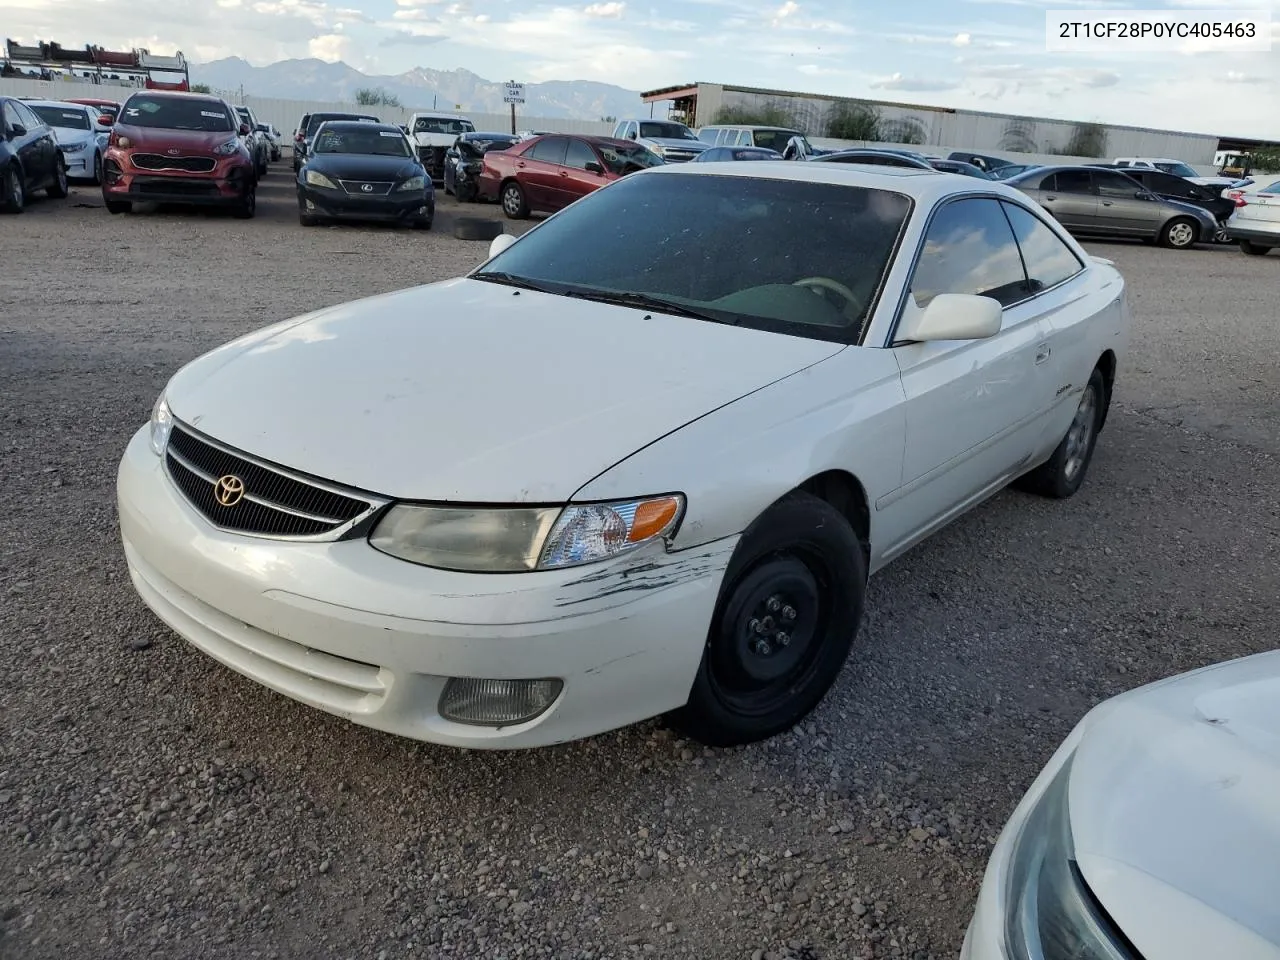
xmin=409 ymin=112 xmax=476 ymax=182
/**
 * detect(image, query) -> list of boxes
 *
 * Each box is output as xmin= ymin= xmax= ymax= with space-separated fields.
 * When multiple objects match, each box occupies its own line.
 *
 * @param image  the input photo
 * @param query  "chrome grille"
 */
xmin=663 ymin=151 xmax=699 ymax=162
xmin=132 ymin=154 xmax=216 ymax=173
xmin=338 ymin=180 xmax=393 ymax=196
xmin=164 ymin=424 xmax=384 ymax=540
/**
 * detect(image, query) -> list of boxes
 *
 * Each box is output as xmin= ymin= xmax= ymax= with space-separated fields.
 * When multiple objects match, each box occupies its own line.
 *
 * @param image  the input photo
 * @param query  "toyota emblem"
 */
xmin=361 ymin=183 xmax=374 ymax=193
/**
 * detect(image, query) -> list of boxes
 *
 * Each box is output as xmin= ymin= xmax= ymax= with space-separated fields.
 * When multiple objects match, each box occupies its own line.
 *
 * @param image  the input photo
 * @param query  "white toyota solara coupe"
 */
xmin=117 ymin=162 xmax=1130 ymax=749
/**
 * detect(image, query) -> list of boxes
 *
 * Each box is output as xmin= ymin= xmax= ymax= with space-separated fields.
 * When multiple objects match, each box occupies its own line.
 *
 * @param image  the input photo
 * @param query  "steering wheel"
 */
xmin=793 ymin=276 xmax=864 ymax=322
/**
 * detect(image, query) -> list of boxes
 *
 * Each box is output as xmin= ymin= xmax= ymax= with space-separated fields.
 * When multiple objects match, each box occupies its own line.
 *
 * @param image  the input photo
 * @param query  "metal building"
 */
xmin=640 ymin=82 xmax=1222 ymax=165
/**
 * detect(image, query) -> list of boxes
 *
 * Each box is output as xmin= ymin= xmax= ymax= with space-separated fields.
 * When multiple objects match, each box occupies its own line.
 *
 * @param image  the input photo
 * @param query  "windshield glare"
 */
xmin=639 ymin=122 xmax=696 ymax=140
xmin=306 ymin=114 xmax=377 ymax=136
xmin=119 ymin=96 xmax=235 ymax=132
xmin=31 ymin=106 xmax=90 ymax=130
xmin=314 ymin=127 xmax=413 ymax=157
xmin=415 ymin=117 xmax=476 ymax=135
xmin=477 ymin=174 xmax=911 ymax=342
xmin=596 ymin=143 xmax=665 ymax=175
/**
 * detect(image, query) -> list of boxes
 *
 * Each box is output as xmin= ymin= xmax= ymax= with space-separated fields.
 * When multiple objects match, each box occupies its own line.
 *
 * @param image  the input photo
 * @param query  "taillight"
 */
xmin=1235 ymin=196 xmax=1248 ymax=207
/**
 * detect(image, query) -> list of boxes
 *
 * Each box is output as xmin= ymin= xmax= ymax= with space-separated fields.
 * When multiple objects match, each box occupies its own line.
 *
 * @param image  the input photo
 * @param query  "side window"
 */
xmin=1001 ymin=202 xmax=1084 ymax=293
xmin=1 ymin=102 xmax=20 ymax=131
xmin=696 ymin=127 xmax=716 ymax=143
xmin=909 ymin=198 xmax=1030 ymax=309
xmin=1052 ymin=170 xmax=1093 ymax=194
xmin=738 ymin=130 xmax=753 ymax=146
xmin=564 ymin=138 xmax=597 ymax=170
xmin=715 ymin=128 xmax=732 ymax=145
xmin=1094 ymin=170 xmax=1140 ymax=198
xmin=12 ymin=101 xmax=41 ymax=128
xmin=527 ymin=136 xmax=568 ymax=165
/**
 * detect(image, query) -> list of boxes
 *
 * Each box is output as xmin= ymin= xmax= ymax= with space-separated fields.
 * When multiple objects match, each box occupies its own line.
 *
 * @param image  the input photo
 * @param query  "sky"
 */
xmin=3 ymin=0 xmax=1278 ymax=138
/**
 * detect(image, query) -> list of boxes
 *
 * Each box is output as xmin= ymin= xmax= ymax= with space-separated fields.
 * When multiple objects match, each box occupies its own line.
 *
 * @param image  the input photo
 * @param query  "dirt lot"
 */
xmin=2 ymin=164 xmax=1279 ymax=960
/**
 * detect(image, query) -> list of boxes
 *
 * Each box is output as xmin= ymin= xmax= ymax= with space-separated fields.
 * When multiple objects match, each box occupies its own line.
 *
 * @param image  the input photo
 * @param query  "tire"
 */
xmin=105 ymin=200 xmax=131 ymax=214
xmin=500 ymin=180 xmax=529 ymax=220
xmin=1213 ymin=223 xmax=1230 ymax=244
xmin=2 ymin=165 xmax=24 ymax=213
xmin=453 ymin=217 xmax=503 ymax=241
xmin=411 ymin=215 xmax=433 ymax=231
xmin=299 ymin=212 xmax=319 ymax=227
xmin=232 ymin=185 xmax=256 ymax=219
xmin=1240 ymin=240 xmax=1273 ymax=256
xmin=90 ymin=151 xmax=103 ymax=186
xmin=456 ymin=182 xmax=477 ymax=204
xmin=670 ymin=491 xmax=867 ymax=747
xmin=47 ymin=156 xmax=69 ymax=199
xmin=1015 ymin=367 xmax=1106 ymax=499
xmin=1158 ymin=217 xmax=1197 ymax=249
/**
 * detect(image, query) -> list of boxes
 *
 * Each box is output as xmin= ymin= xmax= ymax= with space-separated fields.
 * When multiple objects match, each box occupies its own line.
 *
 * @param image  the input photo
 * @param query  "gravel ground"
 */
xmin=2 ymin=165 xmax=1279 ymax=960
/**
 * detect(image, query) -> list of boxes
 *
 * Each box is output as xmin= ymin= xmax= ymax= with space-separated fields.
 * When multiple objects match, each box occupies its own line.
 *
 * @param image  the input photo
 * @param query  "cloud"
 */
xmin=871 ymin=72 xmax=962 ymax=92
xmin=308 ymin=33 xmax=350 ymax=61
xmin=379 ymin=30 xmax=449 ymax=46
xmin=952 ymin=31 xmax=971 ymax=45
xmin=583 ymin=1 xmax=625 ymax=16
xmin=1224 ymin=70 xmax=1267 ymax=83
xmin=771 ymin=0 xmax=799 ymax=26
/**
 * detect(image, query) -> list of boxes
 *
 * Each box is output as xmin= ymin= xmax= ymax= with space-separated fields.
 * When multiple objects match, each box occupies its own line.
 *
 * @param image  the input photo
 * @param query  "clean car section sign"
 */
xmin=503 ymin=83 xmax=526 ymax=104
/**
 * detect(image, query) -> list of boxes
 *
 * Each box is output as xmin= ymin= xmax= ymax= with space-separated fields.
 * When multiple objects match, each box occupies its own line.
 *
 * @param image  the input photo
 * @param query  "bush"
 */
xmin=712 ymin=102 xmax=796 ymax=127
xmin=827 ymin=102 xmax=880 ymax=141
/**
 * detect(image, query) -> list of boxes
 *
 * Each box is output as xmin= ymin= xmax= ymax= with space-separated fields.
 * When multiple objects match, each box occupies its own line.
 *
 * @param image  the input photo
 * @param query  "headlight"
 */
xmin=368 ymin=494 xmax=684 ymax=573
xmin=61 ymin=140 xmax=90 ymax=153
xmin=212 ymin=138 xmax=242 ymax=156
xmin=149 ymin=393 xmax=173 ymax=456
xmin=397 ymin=175 xmax=426 ymax=192
xmin=305 ymin=169 xmax=337 ymax=188
xmin=1002 ymin=755 xmax=1133 ymax=960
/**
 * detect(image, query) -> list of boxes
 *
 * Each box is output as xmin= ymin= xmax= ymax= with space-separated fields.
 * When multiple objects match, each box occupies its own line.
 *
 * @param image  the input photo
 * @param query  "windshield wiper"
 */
xmin=470 ymin=271 xmax=561 ymax=294
xmin=558 ymin=289 xmax=738 ymax=324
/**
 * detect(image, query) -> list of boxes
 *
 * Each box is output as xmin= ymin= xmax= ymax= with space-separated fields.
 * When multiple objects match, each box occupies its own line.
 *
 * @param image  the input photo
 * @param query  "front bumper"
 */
xmin=117 ymin=426 xmax=732 ymax=748
xmin=60 ymin=147 xmax=95 ymax=179
xmin=297 ymin=184 xmax=434 ymax=222
xmin=103 ymin=154 xmax=254 ymax=205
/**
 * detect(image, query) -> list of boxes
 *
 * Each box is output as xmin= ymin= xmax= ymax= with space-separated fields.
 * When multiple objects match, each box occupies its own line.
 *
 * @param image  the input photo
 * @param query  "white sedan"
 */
xmin=24 ymin=99 xmax=110 ymax=183
xmin=962 ymin=651 xmax=1280 ymax=960
xmin=117 ymin=162 xmax=1130 ymax=749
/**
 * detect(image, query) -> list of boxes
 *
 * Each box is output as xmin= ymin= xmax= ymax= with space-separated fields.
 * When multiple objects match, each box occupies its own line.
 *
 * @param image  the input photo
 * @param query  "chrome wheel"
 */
xmin=1063 ymin=383 xmax=1098 ymax=482
xmin=1166 ymin=220 xmax=1195 ymax=248
xmin=1214 ymin=224 xmax=1230 ymax=244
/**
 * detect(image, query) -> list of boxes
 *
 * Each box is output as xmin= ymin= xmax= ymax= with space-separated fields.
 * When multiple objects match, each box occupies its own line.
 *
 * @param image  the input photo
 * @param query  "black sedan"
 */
xmin=1090 ymin=164 xmax=1235 ymax=241
xmin=443 ymin=131 xmax=519 ymax=202
xmin=2 ymin=96 xmax=68 ymax=213
xmin=927 ymin=159 xmax=993 ymax=179
xmin=296 ymin=121 xmax=434 ymax=229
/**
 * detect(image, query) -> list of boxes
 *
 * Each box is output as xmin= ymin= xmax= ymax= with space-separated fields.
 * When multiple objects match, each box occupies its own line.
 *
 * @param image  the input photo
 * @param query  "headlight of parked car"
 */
xmin=1001 ymin=755 xmax=1133 ymax=960
xmin=149 ymin=392 xmax=173 ymax=456
xmin=368 ymin=495 xmax=684 ymax=573
xmin=305 ymin=170 xmax=337 ymax=188
xmin=396 ymin=175 xmax=426 ymax=192
xmin=212 ymin=139 xmax=243 ymax=156
xmin=60 ymin=140 xmax=90 ymax=153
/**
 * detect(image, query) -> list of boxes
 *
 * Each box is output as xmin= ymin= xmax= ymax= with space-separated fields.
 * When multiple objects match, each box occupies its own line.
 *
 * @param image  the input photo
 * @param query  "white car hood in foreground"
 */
xmin=1069 ymin=650 xmax=1280 ymax=960
xmin=165 ymin=278 xmax=843 ymax=502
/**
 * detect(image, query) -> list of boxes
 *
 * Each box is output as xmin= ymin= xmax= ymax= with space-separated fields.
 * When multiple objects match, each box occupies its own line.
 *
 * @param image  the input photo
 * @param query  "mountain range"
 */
xmin=191 ymin=57 xmax=644 ymax=120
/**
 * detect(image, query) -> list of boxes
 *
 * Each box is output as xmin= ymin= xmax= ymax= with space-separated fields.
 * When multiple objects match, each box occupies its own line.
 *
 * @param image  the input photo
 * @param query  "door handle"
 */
xmin=516 ymin=161 xmax=525 ymax=168
xmin=559 ymin=171 xmax=569 ymax=177
xmin=1043 ymin=195 xmax=1056 ymax=201
xmin=1101 ymin=200 xmax=1113 ymax=206
xmin=1035 ymin=344 xmax=1051 ymax=365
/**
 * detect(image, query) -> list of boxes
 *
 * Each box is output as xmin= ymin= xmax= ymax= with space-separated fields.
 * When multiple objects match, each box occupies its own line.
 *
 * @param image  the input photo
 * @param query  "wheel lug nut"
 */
xmin=757 ymin=641 xmax=772 ymax=656
xmin=782 ymin=606 xmax=796 ymax=620
xmin=766 ymin=597 xmax=781 ymax=612
xmin=748 ymin=618 xmax=760 ymax=633
xmin=776 ymin=632 xmax=790 ymax=646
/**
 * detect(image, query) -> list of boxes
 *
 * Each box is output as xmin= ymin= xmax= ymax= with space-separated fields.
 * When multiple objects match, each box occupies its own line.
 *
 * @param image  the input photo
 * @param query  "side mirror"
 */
xmin=488 ymin=233 xmax=517 ymax=258
xmin=585 ymin=160 xmax=604 ymax=174
xmin=97 ymin=115 xmax=113 ymax=126
xmin=9 ymin=123 xmax=26 ymax=137
xmin=627 ymin=131 xmax=637 ymax=139
xmin=239 ymin=123 xmax=251 ymax=136
xmin=898 ymin=293 xmax=1002 ymax=343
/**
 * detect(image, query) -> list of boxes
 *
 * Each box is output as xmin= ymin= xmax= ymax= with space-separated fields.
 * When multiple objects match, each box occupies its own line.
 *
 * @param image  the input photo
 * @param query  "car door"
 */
xmin=884 ymin=196 xmax=1055 ymax=553
xmin=518 ymin=136 xmax=569 ymax=208
xmin=1036 ymin=169 xmax=1098 ymax=229
xmin=561 ymin=138 xmax=607 ymax=205
xmin=4 ymin=101 xmax=49 ymax=190
xmin=1093 ymin=168 xmax=1161 ymax=235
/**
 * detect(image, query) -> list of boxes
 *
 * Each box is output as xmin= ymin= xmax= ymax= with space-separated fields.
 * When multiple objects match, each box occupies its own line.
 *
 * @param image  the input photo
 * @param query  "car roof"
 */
xmin=639 ymin=160 xmax=1038 ymax=204
xmin=21 ymin=99 xmax=90 ymax=110
xmin=411 ymin=112 xmax=469 ymax=119
xmin=123 ymin=90 xmax=224 ymax=101
xmin=315 ymin=119 xmax=403 ymax=132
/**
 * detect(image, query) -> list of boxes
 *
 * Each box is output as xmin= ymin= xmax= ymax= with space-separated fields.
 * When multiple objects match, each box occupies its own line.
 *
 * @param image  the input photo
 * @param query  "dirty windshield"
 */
xmin=313 ymin=126 xmax=413 ymax=157
xmin=119 ymin=96 xmax=235 ymax=131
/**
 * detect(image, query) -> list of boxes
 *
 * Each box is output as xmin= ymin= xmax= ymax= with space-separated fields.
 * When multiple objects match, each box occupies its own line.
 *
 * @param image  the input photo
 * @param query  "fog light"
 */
xmin=438 ymin=677 xmax=563 ymax=726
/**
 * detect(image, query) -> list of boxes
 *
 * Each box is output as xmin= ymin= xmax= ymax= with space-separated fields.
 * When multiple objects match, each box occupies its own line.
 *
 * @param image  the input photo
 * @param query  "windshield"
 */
xmin=639 ymin=121 xmax=697 ymax=140
xmin=595 ymin=142 xmax=665 ymax=175
xmin=30 ymin=105 xmax=90 ymax=130
xmin=414 ymin=117 xmax=475 ymax=135
xmin=1154 ymin=161 xmax=1199 ymax=178
xmin=313 ymin=126 xmax=413 ymax=157
xmin=474 ymin=173 xmax=911 ymax=343
xmin=119 ymin=96 xmax=235 ymax=132
xmin=752 ymin=129 xmax=806 ymax=152
xmin=306 ymin=114 xmax=378 ymax=136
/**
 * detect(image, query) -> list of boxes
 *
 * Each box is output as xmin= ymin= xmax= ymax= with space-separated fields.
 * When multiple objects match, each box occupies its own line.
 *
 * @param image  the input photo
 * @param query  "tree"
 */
xmin=189 ymin=83 xmax=211 ymax=93
xmin=1050 ymin=122 xmax=1108 ymax=158
xmin=999 ymin=118 xmax=1038 ymax=153
xmin=355 ymin=87 xmax=402 ymax=107
xmin=827 ymin=102 xmax=880 ymax=141
xmin=712 ymin=101 xmax=796 ymax=127
xmin=879 ymin=115 xmax=927 ymax=145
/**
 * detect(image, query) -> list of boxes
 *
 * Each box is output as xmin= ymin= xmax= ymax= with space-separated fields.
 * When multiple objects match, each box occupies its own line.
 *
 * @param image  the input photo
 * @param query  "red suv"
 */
xmin=102 ymin=91 xmax=257 ymax=217
xmin=478 ymin=134 xmax=663 ymax=219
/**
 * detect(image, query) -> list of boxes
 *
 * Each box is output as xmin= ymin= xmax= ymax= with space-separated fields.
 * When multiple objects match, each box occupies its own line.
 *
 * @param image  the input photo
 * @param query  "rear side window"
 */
xmin=564 ymin=138 xmax=598 ymax=170
xmin=909 ymin=197 xmax=1031 ymax=308
xmin=1049 ymin=170 xmax=1093 ymax=194
xmin=527 ymin=137 xmax=568 ymax=165
xmin=1000 ymin=203 xmax=1084 ymax=293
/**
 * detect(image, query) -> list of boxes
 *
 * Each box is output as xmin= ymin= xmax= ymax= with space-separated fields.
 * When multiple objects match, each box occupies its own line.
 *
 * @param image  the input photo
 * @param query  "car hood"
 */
xmin=303 ymin=153 xmax=422 ymax=181
xmin=165 ymin=278 xmax=843 ymax=502
xmin=48 ymin=125 xmax=94 ymax=144
xmin=114 ymin=125 xmax=239 ymax=152
xmin=1069 ymin=650 xmax=1280 ymax=960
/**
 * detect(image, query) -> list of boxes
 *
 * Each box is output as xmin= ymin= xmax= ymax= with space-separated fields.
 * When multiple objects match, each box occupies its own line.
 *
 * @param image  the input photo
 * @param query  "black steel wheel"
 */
xmin=672 ymin=491 xmax=866 ymax=746
xmin=47 ymin=156 xmax=68 ymax=198
xmin=233 ymin=184 xmax=256 ymax=219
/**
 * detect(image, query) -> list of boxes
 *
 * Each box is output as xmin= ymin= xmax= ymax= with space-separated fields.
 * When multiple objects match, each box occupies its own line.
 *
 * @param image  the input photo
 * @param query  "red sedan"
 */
xmin=478 ymin=134 xmax=663 ymax=219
